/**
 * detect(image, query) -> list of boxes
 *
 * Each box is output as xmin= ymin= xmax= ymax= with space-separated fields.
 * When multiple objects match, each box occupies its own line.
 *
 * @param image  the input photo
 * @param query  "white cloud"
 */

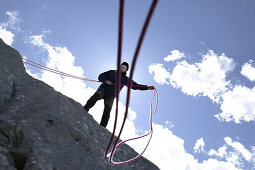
xmin=0 ymin=11 xmax=20 ymax=46
xmin=165 ymin=120 xmax=175 ymax=128
xmin=194 ymin=138 xmax=205 ymax=153
xmin=1 ymin=11 xmax=21 ymax=31
xmin=224 ymin=137 xmax=252 ymax=161
xmin=165 ymin=50 xmax=255 ymax=124
xmin=195 ymin=158 xmax=240 ymax=170
xmin=241 ymin=60 xmax=255 ymax=82
xmin=169 ymin=50 xmax=235 ymax=103
xmin=138 ymin=124 xmax=195 ymax=170
xmin=0 ymin=26 xmax=14 ymax=46
xmin=149 ymin=50 xmax=255 ymax=123
xmin=215 ymin=85 xmax=255 ymax=123
xmin=164 ymin=50 xmax=185 ymax=62
xmin=209 ymin=146 xmax=228 ymax=158
xmin=148 ymin=64 xmax=171 ymax=85
xmin=30 ymin=35 xmax=46 ymax=47
xmin=27 ymin=35 xmax=242 ymax=170
xmin=207 ymin=137 xmax=255 ymax=169
xmin=131 ymin=124 xmax=239 ymax=170
xmin=166 ymin=51 xmax=255 ymax=123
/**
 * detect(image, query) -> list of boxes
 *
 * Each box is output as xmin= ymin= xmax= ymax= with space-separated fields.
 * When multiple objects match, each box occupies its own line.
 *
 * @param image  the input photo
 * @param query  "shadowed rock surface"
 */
xmin=0 ymin=38 xmax=159 ymax=170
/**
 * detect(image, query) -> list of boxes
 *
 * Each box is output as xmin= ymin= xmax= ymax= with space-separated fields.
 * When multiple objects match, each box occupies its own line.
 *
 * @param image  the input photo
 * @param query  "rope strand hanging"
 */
xmin=105 ymin=0 xmax=158 ymax=165
xmin=23 ymin=0 xmax=158 ymax=165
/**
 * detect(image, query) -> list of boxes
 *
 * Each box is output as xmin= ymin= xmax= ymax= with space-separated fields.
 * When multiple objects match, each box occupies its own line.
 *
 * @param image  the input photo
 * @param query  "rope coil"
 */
xmin=23 ymin=0 xmax=158 ymax=165
xmin=23 ymin=57 xmax=158 ymax=165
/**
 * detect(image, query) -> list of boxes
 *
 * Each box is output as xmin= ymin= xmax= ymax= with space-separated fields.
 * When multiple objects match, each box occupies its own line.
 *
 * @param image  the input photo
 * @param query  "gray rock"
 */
xmin=0 ymin=38 xmax=159 ymax=170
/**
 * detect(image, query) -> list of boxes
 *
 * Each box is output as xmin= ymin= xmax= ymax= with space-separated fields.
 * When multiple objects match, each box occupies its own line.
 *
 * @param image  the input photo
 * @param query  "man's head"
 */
xmin=121 ymin=62 xmax=129 ymax=73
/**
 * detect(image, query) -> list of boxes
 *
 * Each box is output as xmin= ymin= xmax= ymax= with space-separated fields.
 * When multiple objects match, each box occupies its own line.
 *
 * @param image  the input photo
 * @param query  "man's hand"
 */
xmin=148 ymin=86 xmax=155 ymax=90
xmin=106 ymin=80 xmax=113 ymax=85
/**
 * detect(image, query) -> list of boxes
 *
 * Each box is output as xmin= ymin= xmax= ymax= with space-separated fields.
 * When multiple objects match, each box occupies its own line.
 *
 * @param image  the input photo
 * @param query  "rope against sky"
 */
xmin=23 ymin=0 xmax=159 ymax=165
xmin=105 ymin=0 xmax=159 ymax=165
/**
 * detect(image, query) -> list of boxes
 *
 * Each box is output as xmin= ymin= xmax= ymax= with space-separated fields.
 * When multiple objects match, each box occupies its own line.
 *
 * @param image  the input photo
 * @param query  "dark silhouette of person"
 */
xmin=84 ymin=62 xmax=155 ymax=127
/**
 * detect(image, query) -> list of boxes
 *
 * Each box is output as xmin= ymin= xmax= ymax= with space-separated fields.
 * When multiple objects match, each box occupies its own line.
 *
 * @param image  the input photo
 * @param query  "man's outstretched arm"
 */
xmin=131 ymin=80 xmax=155 ymax=90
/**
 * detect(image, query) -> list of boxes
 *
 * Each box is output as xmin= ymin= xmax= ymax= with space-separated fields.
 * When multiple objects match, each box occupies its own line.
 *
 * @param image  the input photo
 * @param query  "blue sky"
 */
xmin=1 ymin=0 xmax=255 ymax=169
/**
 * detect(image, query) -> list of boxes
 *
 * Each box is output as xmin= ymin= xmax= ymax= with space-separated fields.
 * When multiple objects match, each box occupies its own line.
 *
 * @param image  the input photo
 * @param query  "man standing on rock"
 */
xmin=84 ymin=62 xmax=155 ymax=128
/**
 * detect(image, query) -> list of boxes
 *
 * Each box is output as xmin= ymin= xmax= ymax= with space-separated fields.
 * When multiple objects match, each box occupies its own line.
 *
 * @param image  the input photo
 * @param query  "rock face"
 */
xmin=0 ymin=38 xmax=159 ymax=170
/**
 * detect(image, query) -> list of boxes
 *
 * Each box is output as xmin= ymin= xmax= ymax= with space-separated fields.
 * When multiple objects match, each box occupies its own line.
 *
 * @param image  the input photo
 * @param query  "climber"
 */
xmin=84 ymin=62 xmax=155 ymax=128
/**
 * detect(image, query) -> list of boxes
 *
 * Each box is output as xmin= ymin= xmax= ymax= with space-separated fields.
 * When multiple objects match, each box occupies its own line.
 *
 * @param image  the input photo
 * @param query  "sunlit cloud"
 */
xmin=164 ymin=50 xmax=185 ymax=62
xmin=208 ymin=146 xmax=228 ymax=158
xmin=208 ymin=137 xmax=255 ymax=169
xmin=148 ymin=64 xmax=171 ymax=85
xmin=1 ymin=11 xmax=21 ymax=31
xmin=169 ymin=50 xmax=235 ymax=103
xmin=241 ymin=60 xmax=255 ymax=82
xmin=0 ymin=11 xmax=21 ymax=46
xmin=194 ymin=138 xmax=205 ymax=153
xmin=149 ymin=50 xmax=255 ymax=124
xmin=165 ymin=120 xmax=175 ymax=129
xmin=0 ymin=26 xmax=14 ymax=46
xmin=215 ymin=85 xmax=255 ymax=123
xmin=133 ymin=124 xmax=240 ymax=170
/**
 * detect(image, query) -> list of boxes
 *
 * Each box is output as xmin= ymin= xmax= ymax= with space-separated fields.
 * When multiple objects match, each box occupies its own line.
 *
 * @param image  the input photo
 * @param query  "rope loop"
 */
xmin=22 ymin=0 xmax=158 ymax=165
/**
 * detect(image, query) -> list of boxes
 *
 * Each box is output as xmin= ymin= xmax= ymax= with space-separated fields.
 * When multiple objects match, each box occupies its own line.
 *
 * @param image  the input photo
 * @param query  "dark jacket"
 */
xmin=98 ymin=70 xmax=149 ymax=96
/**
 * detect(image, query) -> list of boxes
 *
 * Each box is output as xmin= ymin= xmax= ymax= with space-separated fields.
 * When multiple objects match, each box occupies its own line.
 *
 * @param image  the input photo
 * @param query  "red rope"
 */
xmin=105 ymin=0 xmax=158 ymax=165
xmin=104 ymin=0 xmax=124 ymax=160
xmin=22 ymin=0 xmax=158 ymax=165
xmin=23 ymin=58 xmax=147 ymax=88
xmin=23 ymin=58 xmax=101 ymax=83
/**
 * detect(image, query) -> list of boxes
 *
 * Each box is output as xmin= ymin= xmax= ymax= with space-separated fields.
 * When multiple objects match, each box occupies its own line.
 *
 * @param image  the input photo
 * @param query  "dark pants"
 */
xmin=84 ymin=87 xmax=115 ymax=127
